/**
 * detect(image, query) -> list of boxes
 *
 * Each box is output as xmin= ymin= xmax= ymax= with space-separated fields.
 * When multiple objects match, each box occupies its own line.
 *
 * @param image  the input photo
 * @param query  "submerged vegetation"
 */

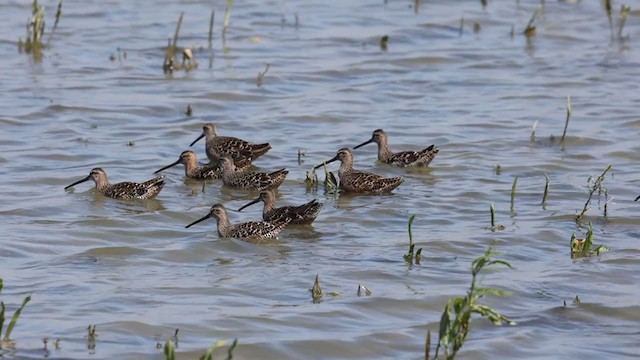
xmin=18 ymin=0 xmax=63 ymax=62
xmin=431 ymin=245 xmax=515 ymax=360
xmin=7 ymin=0 xmax=638 ymax=358
xmin=310 ymin=274 xmax=322 ymax=303
xmin=0 ymin=279 xmax=31 ymax=350
xmin=164 ymin=338 xmax=238 ymax=360
xmin=163 ymin=13 xmax=198 ymax=74
xmin=570 ymin=223 xmax=609 ymax=259
xmin=403 ymin=215 xmax=422 ymax=265
xmin=576 ymin=165 xmax=612 ymax=222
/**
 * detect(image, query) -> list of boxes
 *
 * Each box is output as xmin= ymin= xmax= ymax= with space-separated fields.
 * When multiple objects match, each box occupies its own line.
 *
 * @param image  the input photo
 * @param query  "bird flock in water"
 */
xmin=64 ymin=124 xmax=439 ymax=242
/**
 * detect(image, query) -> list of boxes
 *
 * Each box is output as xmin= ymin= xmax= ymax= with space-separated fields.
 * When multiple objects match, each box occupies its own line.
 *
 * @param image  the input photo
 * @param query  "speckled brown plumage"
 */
xmin=238 ymin=190 xmax=323 ymax=225
xmin=154 ymin=150 xmax=251 ymax=180
xmin=185 ymin=203 xmax=289 ymax=240
xmin=189 ymin=123 xmax=271 ymax=163
xmin=64 ymin=168 xmax=164 ymax=200
xmin=219 ymin=156 xmax=288 ymax=191
xmin=315 ymin=148 xmax=403 ymax=194
xmin=353 ymin=129 xmax=438 ymax=167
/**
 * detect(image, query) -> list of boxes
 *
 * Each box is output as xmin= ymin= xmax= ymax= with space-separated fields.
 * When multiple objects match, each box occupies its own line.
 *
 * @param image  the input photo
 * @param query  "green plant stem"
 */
xmin=510 ymin=176 xmax=518 ymax=211
xmin=560 ymin=96 xmax=572 ymax=148
xmin=576 ymin=165 xmax=612 ymax=221
xmin=541 ymin=172 xmax=549 ymax=206
xmin=490 ymin=204 xmax=495 ymax=228
xmin=3 ymin=295 xmax=31 ymax=341
xmin=208 ymin=10 xmax=215 ymax=49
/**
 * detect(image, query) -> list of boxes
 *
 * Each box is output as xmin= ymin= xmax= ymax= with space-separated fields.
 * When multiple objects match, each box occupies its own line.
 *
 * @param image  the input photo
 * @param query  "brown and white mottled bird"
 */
xmin=238 ymin=190 xmax=323 ymax=225
xmin=315 ymin=148 xmax=403 ymax=194
xmin=185 ymin=203 xmax=289 ymax=241
xmin=154 ymin=150 xmax=251 ymax=180
xmin=189 ymin=123 xmax=271 ymax=163
xmin=64 ymin=168 xmax=164 ymax=200
xmin=219 ymin=156 xmax=288 ymax=191
xmin=353 ymin=129 xmax=438 ymax=167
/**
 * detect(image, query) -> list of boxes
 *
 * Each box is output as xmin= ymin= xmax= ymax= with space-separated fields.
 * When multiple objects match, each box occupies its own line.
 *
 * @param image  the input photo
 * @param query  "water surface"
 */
xmin=1 ymin=0 xmax=639 ymax=359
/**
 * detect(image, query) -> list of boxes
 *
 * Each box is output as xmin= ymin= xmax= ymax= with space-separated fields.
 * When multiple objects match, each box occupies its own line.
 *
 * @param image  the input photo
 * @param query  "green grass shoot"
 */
xmin=510 ymin=176 xmax=518 ymax=212
xmin=403 ymin=215 xmax=422 ymax=264
xmin=257 ymin=63 xmax=271 ymax=87
xmin=311 ymin=274 xmax=322 ymax=303
xmin=490 ymin=204 xmax=495 ymax=227
xmin=560 ymin=96 xmax=572 ymax=149
xmin=433 ymin=244 xmax=515 ymax=360
xmin=541 ymin=173 xmax=550 ymax=207
xmin=576 ymin=165 xmax=612 ymax=222
xmin=223 ymin=0 xmax=233 ymax=38
xmin=163 ymin=12 xmax=184 ymax=73
xmin=0 ymin=278 xmax=31 ymax=344
xmin=570 ymin=223 xmax=609 ymax=258
xmin=208 ymin=9 xmax=215 ymax=49
xmin=164 ymin=340 xmax=175 ymax=360
xmin=618 ymin=5 xmax=630 ymax=38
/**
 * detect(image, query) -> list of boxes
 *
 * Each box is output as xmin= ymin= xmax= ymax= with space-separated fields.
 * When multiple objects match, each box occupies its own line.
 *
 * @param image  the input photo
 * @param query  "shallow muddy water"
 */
xmin=1 ymin=0 xmax=640 ymax=359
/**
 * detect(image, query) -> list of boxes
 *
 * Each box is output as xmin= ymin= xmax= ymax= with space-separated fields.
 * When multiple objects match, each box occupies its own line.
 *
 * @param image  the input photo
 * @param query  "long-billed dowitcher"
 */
xmin=315 ymin=148 xmax=403 ymax=194
xmin=238 ymin=190 xmax=323 ymax=225
xmin=185 ymin=203 xmax=289 ymax=240
xmin=353 ymin=129 xmax=439 ymax=167
xmin=64 ymin=168 xmax=165 ymax=200
xmin=219 ymin=156 xmax=288 ymax=191
xmin=154 ymin=150 xmax=251 ymax=180
xmin=190 ymin=123 xmax=271 ymax=163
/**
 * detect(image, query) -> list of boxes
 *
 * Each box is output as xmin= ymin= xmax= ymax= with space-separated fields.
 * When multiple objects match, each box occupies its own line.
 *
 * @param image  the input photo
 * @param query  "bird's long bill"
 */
xmin=189 ymin=132 xmax=205 ymax=147
xmin=185 ymin=213 xmax=211 ymax=228
xmin=314 ymin=155 xmax=339 ymax=170
xmin=64 ymin=175 xmax=91 ymax=190
xmin=353 ymin=138 xmax=374 ymax=150
xmin=154 ymin=160 xmax=180 ymax=174
xmin=237 ymin=197 xmax=261 ymax=212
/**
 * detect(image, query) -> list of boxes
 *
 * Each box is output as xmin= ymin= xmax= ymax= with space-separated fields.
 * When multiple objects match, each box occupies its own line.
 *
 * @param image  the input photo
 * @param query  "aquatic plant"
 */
xmin=320 ymin=163 xmax=338 ymax=194
xmin=618 ymin=5 xmax=631 ymax=39
xmin=163 ymin=338 xmax=237 ymax=360
xmin=380 ymin=35 xmax=389 ymax=51
xmin=510 ymin=176 xmax=518 ymax=213
xmin=560 ymin=96 xmax=572 ymax=149
xmin=541 ymin=172 xmax=550 ymax=208
xmin=208 ymin=9 xmax=215 ymax=49
xmin=576 ymin=165 xmax=612 ymax=222
xmin=223 ymin=0 xmax=233 ymax=38
xmin=604 ymin=0 xmax=614 ymax=37
xmin=523 ymin=6 xmax=542 ymax=37
xmin=0 ymin=279 xmax=31 ymax=348
xmin=403 ymin=215 xmax=422 ymax=265
xmin=305 ymin=170 xmax=319 ymax=192
xmin=18 ymin=0 xmax=63 ymax=62
xmin=489 ymin=204 xmax=504 ymax=231
xmin=257 ymin=64 xmax=271 ymax=87
xmin=162 ymin=13 xmax=196 ymax=73
xmin=433 ymin=245 xmax=515 ymax=360
xmin=163 ymin=12 xmax=184 ymax=73
xmin=310 ymin=274 xmax=322 ymax=303
xmin=357 ymin=284 xmax=372 ymax=296
xmin=570 ymin=223 xmax=609 ymax=259
xmin=164 ymin=340 xmax=175 ymax=360
xmin=86 ymin=325 xmax=96 ymax=351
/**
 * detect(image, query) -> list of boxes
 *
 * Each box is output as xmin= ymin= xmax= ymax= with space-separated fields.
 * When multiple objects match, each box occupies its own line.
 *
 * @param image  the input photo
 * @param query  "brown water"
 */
xmin=1 ymin=0 xmax=640 ymax=358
